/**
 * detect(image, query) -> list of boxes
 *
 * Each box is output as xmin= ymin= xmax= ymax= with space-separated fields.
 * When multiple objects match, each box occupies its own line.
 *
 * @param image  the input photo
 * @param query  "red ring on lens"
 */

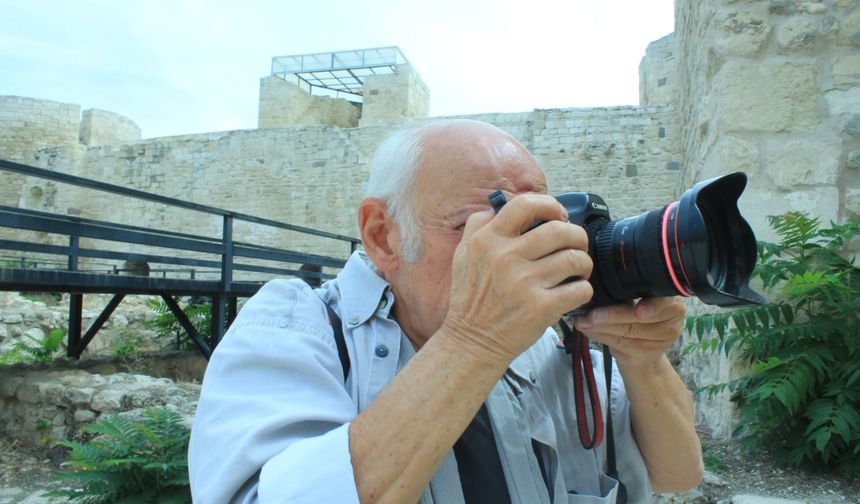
xmin=662 ymin=202 xmax=693 ymax=297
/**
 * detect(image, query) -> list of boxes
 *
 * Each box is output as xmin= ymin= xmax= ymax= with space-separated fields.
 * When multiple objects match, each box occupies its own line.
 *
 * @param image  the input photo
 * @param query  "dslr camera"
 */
xmin=490 ymin=171 xmax=765 ymax=312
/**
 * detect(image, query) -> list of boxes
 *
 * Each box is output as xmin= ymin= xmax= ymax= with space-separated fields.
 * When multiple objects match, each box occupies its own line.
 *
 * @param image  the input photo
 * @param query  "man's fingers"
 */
xmin=532 ymin=247 xmax=593 ymax=288
xmin=487 ymin=193 xmax=568 ymax=237
xmin=635 ymin=296 xmax=685 ymax=322
xmin=519 ymin=220 xmax=589 ymax=262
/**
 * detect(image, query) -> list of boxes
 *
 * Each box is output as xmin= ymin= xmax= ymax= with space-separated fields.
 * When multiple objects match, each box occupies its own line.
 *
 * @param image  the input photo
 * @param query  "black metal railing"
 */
xmin=0 ymin=159 xmax=361 ymax=359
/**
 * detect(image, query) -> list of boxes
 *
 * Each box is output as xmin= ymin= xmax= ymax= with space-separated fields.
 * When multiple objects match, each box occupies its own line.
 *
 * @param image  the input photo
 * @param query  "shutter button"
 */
xmin=375 ymin=344 xmax=389 ymax=358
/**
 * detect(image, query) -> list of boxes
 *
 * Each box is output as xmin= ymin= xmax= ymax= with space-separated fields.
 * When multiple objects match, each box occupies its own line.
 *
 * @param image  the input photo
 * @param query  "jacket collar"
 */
xmin=337 ymin=251 xmax=392 ymax=326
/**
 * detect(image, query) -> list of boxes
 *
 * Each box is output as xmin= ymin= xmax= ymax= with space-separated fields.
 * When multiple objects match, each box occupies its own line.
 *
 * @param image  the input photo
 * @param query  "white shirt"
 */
xmin=188 ymin=251 xmax=651 ymax=503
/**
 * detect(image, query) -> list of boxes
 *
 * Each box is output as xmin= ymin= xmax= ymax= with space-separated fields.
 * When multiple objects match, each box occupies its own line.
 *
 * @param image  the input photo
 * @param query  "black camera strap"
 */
xmin=325 ymin=302 xmax=350 ymax=381
xmin=559 ymin=318 xmax=628 ymax=503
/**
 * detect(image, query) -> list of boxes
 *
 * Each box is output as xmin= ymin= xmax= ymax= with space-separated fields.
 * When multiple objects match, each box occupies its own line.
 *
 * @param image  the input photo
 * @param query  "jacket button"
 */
xmin=375 ymin=344 xmax=389 ymax=358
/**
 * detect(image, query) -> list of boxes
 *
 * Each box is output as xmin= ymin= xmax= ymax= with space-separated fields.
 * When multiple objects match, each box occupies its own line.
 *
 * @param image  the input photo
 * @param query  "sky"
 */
xmin=0 ymin=0 xmax=676 ymax=139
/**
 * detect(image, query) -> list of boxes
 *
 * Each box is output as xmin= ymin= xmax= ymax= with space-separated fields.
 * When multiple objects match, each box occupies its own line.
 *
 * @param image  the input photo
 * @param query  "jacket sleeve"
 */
xmin=188 ymin=279 xmax=360 ymax=504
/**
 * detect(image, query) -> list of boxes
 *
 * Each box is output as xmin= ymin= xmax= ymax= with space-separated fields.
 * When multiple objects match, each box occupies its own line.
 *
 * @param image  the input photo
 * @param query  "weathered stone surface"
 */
xmin=845 ymin=115 xmax=860 ymax=136
xmin=845 ymin=188 xmax=860 ymax=217
xmin=848 ymin=150 xmax=860 ymax=169
xmin=800 ymin=2 xmax=828 ymax=14
xmin=91 ymin=389 xmax=130 ymax=412
xmin=825 ymin=87 xmax=860 ymax=116
xmin=769 ymin=1 xmax=798 ymax=15
xmin=701 ymin=135 xmax=760 ymax=181
xmin=740 ymin=187 xmax=840 ymax=242
xmin=716 ymin=62 xmax=820 ymax=132
xmin=834 ymin=0 xmax=858 ymax=8
xmin=732 ymin=496 xmax=806 ymax=504
xmin=776 ymin=18 xmax=819 ymax=53
xmin=832 ymin=53 xmax=860 ymax=86
xmin=73 ymin=409 xmax=96 ymax=423
xmin=716 ymin=11 xmax=772 ymax=57
xmin=836 ymin=10 xmax=860 ymax=47
xmin=63 ymin=387 xmax=96 ymax=407
xmin=767 ymin=139 xmax=841 ymax=188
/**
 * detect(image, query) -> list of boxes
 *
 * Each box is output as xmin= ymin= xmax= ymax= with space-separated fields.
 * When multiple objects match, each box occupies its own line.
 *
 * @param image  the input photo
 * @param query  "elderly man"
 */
xmin=188 ymin=119 xmax=703 ymax=503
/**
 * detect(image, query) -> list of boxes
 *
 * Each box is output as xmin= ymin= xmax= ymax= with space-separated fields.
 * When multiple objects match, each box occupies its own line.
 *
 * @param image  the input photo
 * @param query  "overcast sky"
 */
xmin=1 ymin=0 xmax=675 ymax=139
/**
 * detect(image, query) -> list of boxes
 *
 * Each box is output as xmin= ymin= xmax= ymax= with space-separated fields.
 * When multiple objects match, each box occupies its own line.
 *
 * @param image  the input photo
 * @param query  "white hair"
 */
xmin=366 ymin=125 xmax=425 ymax=263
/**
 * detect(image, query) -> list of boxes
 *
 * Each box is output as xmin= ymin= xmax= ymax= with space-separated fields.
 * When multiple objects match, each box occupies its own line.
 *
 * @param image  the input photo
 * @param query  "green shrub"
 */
xmin=142 ymin=298 xmax=211 ymax=350
xmin=48 ymin=407 xmax=191 ymax=503
xmin=0 ymin=327 xmax=66 ymax=365
xmin=685 ymin=213 xmax=860 ymax=476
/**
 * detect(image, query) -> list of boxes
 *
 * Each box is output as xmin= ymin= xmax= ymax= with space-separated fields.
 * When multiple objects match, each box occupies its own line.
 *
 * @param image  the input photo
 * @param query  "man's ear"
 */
xmin=358 ymin=197 xmax=401 ymax=275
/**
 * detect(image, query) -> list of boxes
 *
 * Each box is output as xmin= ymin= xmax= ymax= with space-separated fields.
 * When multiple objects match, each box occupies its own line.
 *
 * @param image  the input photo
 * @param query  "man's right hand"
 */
xmin=441 ymin=192 xmax=594 ymax=367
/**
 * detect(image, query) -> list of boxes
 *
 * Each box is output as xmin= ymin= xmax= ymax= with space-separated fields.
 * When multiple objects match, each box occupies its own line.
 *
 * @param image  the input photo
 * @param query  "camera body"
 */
xmin=489 ymin=172 xmax=765 ymax=313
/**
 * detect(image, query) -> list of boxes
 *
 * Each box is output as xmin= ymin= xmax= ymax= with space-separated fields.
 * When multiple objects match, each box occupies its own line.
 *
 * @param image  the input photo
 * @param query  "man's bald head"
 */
xmin=365 ymin=119 xmax=537 ymax=262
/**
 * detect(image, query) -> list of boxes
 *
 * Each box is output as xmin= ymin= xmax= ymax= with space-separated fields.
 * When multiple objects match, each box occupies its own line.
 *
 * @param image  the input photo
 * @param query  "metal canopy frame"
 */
xmin=271 ymin=46 xmax=408 ymax=99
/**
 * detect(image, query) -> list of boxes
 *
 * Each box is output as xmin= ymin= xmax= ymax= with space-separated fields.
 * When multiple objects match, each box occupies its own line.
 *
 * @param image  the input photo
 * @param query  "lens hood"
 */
xmin=673 ymin=172 xmax=765 ymax=306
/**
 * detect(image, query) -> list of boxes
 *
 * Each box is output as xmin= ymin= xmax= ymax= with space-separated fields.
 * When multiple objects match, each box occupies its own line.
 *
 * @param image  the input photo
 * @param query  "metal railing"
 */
xmin=0 ymin=159 xmax=361 ymax=358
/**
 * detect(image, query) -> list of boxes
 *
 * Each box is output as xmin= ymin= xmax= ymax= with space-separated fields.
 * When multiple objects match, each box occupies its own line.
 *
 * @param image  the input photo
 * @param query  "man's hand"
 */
xmin=572 ymin=296 xmax=686 ymax=369
xmin=573 ymin=296 xmax=703 ymax=493
xmin=441 ymin=193 xmax=594 ymax=367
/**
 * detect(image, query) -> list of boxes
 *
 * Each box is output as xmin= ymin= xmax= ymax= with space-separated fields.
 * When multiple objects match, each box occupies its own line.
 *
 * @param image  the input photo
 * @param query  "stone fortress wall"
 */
xmin=1 ymin=0 xmax=858 ymax=440
xmin=673 ymin=0 xmax=860 ymax=437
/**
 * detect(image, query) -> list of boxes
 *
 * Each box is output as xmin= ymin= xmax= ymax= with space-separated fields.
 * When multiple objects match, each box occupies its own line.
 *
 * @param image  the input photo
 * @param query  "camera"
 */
xmin=489 ymin=171 xmax=765 ymax=312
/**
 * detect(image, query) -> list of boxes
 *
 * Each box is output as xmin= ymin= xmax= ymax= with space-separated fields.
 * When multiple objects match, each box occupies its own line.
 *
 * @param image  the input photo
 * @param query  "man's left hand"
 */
xmin=572 ymin=296 xmax=685 ymax=369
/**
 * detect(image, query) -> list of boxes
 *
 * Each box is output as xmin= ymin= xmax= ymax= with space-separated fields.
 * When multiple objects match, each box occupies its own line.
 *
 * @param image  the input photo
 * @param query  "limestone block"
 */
xmin=716 ymin=62 xmax=820 ymax=132
xmin=836 ymin=10 xmax=860 ymax=47
xmin=845 ymin=115 xmax=860 ymax=136
xmin=73 ymin=409 xmax=97 ymax=423
xmin=0 ymin=376 xmax=23 ymax=397
xmin=739 ymin=187 xmax=839 ymax=242
xmin=769 ymin=1 xmax=798 ymax=15
xmin=825 ymin=87 xmax=860 ymax=116
xmin=845 ymin=187 xmax=860 ymax=217
xmin=716 ymin=10 xmax=772 ymax=56
xmin=833 ymin=53 xmax=860 ymax=86
xmin=63 ymin=387 xmax=96 ymax=407
xmin=91 ymin=389 xmax=130 ymax=412
xmin=767 ymin=139 xmax=841 ymax=188
xmin=800 ymin=2 xmax=828 ymax=14
xmin=847 ymin=150 xmax=860 ymax=168
xmin=701 ymin=135 xmax=760 ymax=181
xmin=776 ymin=17 xmax=819 ymax=52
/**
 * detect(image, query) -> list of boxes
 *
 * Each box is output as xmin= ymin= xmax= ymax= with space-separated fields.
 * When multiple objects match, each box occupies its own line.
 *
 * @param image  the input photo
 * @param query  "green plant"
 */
xmin=47 ymin=407 xmax=191 ymax=503
xmin=685 ymin=213 xmax=860 ymax=476
xmin=142 ymin=298 xmax=211 ymax=350
xmin=110 ymin=331 xmax=146 ymax=361
xmin=701 ymin=445 xmax=729 ymax=475
xmin=36 ymin=418 xmax=54 ymax=446
xmin=0 ymin=327 xmax=66 ymax=365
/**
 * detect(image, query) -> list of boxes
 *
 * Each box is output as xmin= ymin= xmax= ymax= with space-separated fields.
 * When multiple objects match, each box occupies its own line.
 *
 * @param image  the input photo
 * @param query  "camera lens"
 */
xmin=576 ymin=172 xmax=765 ymax=309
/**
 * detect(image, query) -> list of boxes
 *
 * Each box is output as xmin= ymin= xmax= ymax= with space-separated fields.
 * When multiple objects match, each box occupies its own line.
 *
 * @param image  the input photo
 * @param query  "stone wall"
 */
xmin=3 ymin=105 xmax=681 ymax=270
xmin=79 ymin=108 xmax=142 ymax=146
xmin=258 ymin=76 xmax=361 ymax=129
xmin=0 ymin=97 xmax=80 ymax=207
xmin=676 ymin=0 xmax=860 ymax=243
xmin=640 ymin=34 xmax=678 ymax=107
xmin=359 ymin=64 xmax=430 ymax=127
xmin=674 ymin=0 xmax=860 ymax=437
xmin=0 ymin=368 xmax=200 ymax=446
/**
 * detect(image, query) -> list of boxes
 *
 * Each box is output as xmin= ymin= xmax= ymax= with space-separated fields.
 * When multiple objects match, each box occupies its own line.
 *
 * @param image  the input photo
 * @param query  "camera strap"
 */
xmin=559 ymin=319 xmax=628 ymax=503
